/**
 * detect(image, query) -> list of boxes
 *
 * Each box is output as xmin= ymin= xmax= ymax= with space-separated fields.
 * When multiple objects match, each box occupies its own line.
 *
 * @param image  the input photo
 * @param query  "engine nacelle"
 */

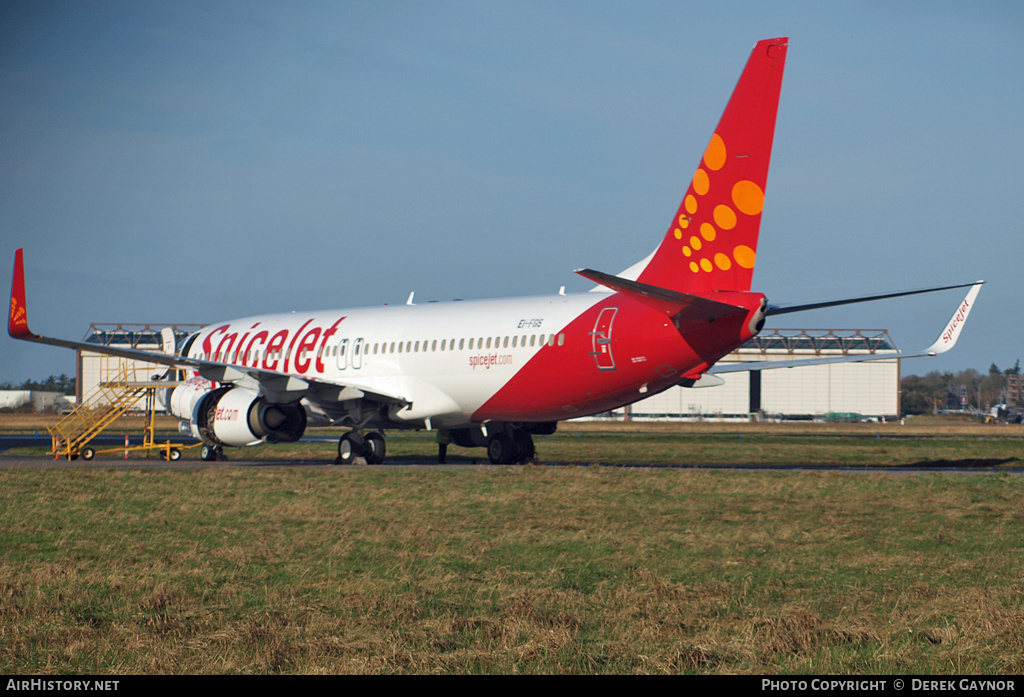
xmin=169 ymin=378 xmax=306 ymax=447
xmin=169 ymin=376 xmax=216 ymax=423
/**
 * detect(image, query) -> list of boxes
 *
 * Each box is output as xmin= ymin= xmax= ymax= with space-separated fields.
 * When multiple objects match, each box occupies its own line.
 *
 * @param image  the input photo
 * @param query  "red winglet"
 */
xmin=9 ymin=248 xmax=35 ymax=339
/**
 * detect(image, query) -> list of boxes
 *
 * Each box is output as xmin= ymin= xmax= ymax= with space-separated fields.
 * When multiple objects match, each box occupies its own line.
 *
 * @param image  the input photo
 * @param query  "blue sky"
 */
xmin=1 ymin=1 xmax=1021 ymax=384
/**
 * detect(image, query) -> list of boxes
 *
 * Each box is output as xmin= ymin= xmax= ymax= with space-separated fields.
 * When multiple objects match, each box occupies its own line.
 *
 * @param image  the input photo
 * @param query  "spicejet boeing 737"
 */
xmin=8 ymin=38 xmax=982 ymax=464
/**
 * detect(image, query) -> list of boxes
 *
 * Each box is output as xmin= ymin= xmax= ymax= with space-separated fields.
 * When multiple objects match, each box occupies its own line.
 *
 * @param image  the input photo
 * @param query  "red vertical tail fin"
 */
xmin=637 ymin=37 xmax=787 ymax=294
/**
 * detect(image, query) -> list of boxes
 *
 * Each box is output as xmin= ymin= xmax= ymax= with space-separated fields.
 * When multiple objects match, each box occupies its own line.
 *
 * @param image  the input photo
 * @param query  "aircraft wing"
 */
xmin=707 ymin=282 xmax=982 ymax=375
xmin=764 ymin=281 xmax=982 ymax=316
xmin=8 ymin=248 xmax=407 ymax=406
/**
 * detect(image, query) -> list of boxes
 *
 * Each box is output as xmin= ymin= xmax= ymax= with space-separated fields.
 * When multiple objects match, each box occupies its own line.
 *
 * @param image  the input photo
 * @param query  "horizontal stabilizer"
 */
xmin=575 ymin=268 xmax=748 ymax=322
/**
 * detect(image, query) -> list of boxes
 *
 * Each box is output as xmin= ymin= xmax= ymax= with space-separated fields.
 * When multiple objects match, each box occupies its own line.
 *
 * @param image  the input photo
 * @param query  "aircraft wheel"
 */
xmin=81 ymin=447 xmax=95 ymax=461
xmin=487 ymin=434 xmax=514 ymax=465
xmin=337 ymin=432 xmax=359 ymax=464
xmin=512 ymin=431 xmax=535 ymax=463
xmin=365 ymin=431 xmax=386 ymax=464
xmin=201 ymin=444 xmax=220 ymax=461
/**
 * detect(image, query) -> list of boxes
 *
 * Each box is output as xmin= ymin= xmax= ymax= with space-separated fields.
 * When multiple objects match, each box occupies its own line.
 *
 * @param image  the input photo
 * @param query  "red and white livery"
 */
xmin=8 ymin=38 xmax=983 ymax=463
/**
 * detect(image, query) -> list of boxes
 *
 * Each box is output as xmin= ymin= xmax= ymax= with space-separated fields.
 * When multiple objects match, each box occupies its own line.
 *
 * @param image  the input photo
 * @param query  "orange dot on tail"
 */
xmin=713 ymin=204 xmax=736 ymax=230
xmin=684 ymin=195 xmax=697 ymax=215
xmin=703 ymin=134 xmax=727 ymax=171
xmin=732 ymin=180 xmax=765 ymax=216
xmin=693 ymin=168 xmax=710 ymax=196
xmin=689 ymin=261 xmax=699 ymax=273
xmin=700 ymin=223 xmax=716 ymax=242
xmin=734 ymin=245 xmax=756 ymax=269
xmin=700 ymin=258 xmax=713 ymax=272
xmin=715 ymin=253 xmax=732 ymax=271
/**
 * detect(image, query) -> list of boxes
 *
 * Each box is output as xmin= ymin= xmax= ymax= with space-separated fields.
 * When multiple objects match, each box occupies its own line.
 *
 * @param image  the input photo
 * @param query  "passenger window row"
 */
xmin=208 ymin=332 xmax=567 ymax=365
xmin=346 ymin=332 xmax=567 ymax=356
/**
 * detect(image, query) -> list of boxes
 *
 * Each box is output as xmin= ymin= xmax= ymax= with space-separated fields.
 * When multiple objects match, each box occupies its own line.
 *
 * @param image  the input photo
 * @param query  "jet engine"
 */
xmin=169 ymin=378 xmax=306 ymax=447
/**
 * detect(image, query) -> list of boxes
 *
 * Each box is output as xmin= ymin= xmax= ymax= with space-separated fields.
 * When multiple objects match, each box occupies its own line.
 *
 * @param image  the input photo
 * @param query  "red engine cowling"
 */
xmin=169 ymin=378 xmax=306 ymax=447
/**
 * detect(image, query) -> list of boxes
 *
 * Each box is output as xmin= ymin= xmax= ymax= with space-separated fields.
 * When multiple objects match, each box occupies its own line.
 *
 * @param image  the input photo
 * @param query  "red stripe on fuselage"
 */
xmin=473 ymin=293 xmax=761 ymax=422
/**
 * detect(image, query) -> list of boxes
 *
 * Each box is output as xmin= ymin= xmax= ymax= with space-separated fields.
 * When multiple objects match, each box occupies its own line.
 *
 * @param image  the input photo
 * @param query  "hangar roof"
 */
xmin=82 ymin=324 xmax=204 ymax=349
xmin=740 ymin=329 xmax=896 ymax=355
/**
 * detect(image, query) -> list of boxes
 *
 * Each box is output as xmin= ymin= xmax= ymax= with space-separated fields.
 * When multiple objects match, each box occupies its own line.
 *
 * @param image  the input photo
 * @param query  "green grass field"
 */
xmin=3 ymin=416 xmax=1024 ymax=673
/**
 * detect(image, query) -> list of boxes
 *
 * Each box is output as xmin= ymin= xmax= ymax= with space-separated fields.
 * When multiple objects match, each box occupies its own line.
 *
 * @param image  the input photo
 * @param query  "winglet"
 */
xmin=9 ymin=248 xmax=35 ymax=340
xmin=922 ymin=282 xmax=983 ymax=355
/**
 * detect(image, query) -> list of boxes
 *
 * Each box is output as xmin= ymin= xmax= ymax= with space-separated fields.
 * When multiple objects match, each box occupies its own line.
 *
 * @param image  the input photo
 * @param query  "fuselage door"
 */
xmin=590 ymin=306 xmax=618 ymax=371
xmin=336 ymin=338 xmax=349 ymax=370
xmin=352 ymin=338 xmax=364 ymax=370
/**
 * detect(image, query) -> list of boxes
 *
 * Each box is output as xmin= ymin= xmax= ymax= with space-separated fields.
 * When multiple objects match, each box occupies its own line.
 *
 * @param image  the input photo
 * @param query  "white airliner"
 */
xmin=8 ymin=37 xmax=982 ymax=464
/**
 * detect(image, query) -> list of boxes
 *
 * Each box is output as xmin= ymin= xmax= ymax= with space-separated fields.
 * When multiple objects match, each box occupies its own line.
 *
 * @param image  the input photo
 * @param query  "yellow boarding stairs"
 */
xmin=49 ymin=355 xmax=191 ymax=461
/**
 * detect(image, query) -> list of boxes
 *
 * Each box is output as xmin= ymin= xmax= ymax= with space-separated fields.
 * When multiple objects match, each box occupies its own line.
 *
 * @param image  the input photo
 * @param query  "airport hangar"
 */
xmin=76 ymin=324 xmax=900 ymax=422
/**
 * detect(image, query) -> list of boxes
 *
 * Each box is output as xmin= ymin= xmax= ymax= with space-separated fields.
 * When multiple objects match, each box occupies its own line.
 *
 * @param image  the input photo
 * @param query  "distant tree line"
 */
xmin=0 ymin=374 xmax=76 ymax=395
xmin=902 ymin=361 xmax=1020 ymax=415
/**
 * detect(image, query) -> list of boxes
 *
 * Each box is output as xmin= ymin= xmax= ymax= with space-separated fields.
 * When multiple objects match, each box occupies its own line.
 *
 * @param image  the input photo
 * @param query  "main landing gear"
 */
xmin=447 ymin=424 xmax=546 ymax=465
xmin=333 ymin=423 xmax=547 ymax=465
xmin=486 ymin=429 xmax=535 ymax=465
xmin=336 ymin=430 xmax=386 ymax=465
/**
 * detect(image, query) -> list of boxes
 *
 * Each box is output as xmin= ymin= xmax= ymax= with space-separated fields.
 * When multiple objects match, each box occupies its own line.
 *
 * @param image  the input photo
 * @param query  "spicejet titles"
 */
xmin=201 ymin=316 xmax=346 ymax=375
xmin=940 ymin=296 xmax=972 ymax=346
